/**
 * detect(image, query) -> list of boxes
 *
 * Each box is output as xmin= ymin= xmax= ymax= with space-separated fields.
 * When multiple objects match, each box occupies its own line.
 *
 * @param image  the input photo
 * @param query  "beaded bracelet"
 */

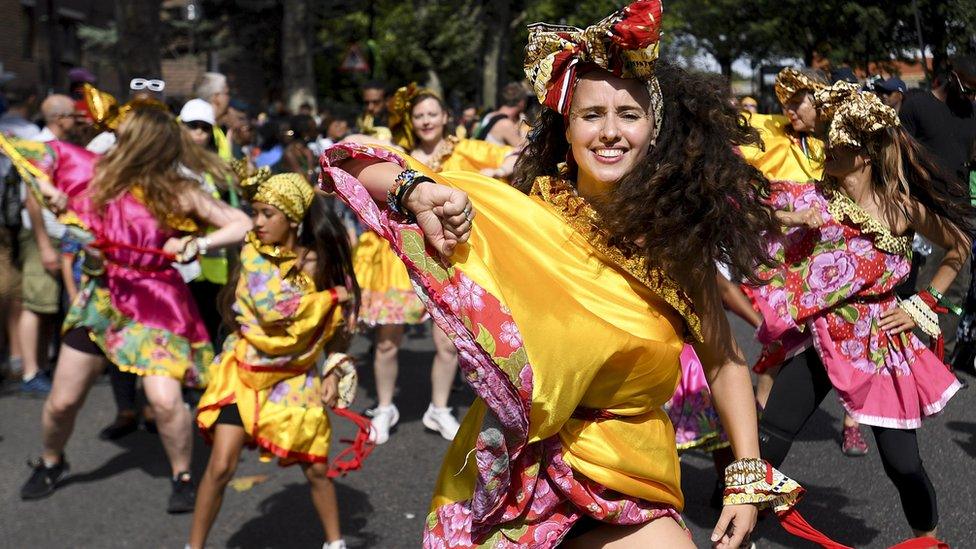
xmin=926 ymin=285 xmax=963 ymax=315
xmin=386 ymin=169 xmax=433 ymax=222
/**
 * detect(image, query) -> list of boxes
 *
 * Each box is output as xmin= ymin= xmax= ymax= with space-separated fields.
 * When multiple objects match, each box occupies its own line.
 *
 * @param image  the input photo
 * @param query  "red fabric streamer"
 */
xmin=327 ymin=407 xmax=375 ymax=478
xmin=776 ymin=508 xmax=854 ymax=549
xmin=887 ymin=537 xmax=950 ymax=549
xmin=917 ymin=291 xmax=948 ymax=364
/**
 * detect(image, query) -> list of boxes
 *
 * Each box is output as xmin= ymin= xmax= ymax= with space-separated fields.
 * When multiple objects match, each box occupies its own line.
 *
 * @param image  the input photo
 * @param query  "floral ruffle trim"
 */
xmin=531 ymin=176 xmax=702 ymax=342
xmin=64 ymin=281 xmax=213 ymax=387
xmin=826 ymin=191 xmax=911 ymax=256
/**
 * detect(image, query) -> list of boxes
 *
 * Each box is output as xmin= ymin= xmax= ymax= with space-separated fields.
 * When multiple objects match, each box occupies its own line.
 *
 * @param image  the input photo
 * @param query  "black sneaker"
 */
xmin=20 ymin=456 xmax=69 ymax=500
xmin=167 ymin=471 xmax=195 ymax=514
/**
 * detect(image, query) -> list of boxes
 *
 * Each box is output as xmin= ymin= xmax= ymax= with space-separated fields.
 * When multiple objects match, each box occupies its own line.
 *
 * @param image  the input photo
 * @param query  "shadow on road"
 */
xmin=680 ymin=456 xmax=879 ymax=548
xmin=58 ymin=429 xmax=215 ymax=487
xmin=945 ymin=420 xmax=976 ymax=458
xmin=225 ymin=480 xmax=376 ymax=548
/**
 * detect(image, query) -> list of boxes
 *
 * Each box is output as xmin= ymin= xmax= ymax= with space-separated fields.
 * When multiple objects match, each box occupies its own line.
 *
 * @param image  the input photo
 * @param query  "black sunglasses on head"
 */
xmin=184 ymin=120 xmax=213 ymax=132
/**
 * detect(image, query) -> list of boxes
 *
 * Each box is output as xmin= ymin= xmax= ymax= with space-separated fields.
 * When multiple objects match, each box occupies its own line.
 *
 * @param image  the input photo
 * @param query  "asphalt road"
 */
xmin=1 ymin=316 xmax=973 ymax=548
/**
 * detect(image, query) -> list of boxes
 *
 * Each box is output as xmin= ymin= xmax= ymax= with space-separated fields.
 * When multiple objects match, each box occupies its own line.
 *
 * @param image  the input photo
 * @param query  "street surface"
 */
xmin=1 ymin=316 xmax=973 ymax=548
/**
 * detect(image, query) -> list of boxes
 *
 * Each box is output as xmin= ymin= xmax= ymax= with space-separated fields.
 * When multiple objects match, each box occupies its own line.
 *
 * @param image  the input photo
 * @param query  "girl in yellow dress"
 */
xmin=189 ymin=170 xmax=363 ymax=549
xmin=354 ymin=84 xmax=517 ymax=444
xmin=320 ymin=2 xmax=843 ymax=547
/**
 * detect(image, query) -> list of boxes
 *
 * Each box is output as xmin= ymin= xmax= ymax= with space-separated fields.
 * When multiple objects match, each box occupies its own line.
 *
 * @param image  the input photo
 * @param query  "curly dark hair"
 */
xmin=512 ymin=61 xmax=779 ymax=285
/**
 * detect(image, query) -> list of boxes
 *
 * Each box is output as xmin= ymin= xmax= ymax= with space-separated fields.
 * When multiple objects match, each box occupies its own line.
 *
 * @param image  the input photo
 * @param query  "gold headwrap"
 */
xmin=388 ymin=82 xmax=441 ymax=151
xmin=233 ymin=160 xmax=314 ymax=222
xmin=813 ymin=82 xmax=900 ymax=149
xmin=774 ymin=67 xmax=828 ymax=106
xmin=82 ymin=83 xmax=168 ymax=132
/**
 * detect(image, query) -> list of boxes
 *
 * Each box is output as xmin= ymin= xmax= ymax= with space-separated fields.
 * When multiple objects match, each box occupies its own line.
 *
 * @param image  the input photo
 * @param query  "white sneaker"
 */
xmin=422 ymin=403 xmax=460 ymax=441
xmin=323 ymin=540 xmax=347 ymax=549
xmin=368 ymin=404 xmax=399 ymax=445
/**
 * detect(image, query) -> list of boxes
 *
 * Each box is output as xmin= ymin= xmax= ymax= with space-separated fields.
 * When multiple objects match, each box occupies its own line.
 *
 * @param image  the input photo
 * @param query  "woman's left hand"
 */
xmin=879 ymin=306 xmax=916 ymax=334
xmin=711 ymin=503 xmax=758 ymax=549
xmin=320 ymin=372 xmax=339 ymax=408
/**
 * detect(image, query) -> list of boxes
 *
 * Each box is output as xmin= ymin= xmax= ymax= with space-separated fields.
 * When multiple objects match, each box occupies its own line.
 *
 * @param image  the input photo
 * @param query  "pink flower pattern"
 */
xmin=320 ymin=142 xmax=683 ymax=548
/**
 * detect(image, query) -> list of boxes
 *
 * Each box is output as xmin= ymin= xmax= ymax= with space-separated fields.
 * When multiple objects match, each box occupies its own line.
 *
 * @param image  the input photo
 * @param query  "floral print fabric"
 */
xmin=749 ymin=184 xmax=961 ymax=428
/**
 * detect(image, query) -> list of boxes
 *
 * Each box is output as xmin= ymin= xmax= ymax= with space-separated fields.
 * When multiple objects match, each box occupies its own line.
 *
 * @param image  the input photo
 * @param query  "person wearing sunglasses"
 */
xmin=180 ymin=99 xmax=217 ymax=150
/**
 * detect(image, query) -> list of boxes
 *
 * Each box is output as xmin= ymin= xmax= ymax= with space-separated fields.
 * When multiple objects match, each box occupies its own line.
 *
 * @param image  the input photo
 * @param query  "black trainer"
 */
xmin=167 ymin=471 xmax=195 ymax=514
xmin=20 ymin=456 xmax=69 ymax=500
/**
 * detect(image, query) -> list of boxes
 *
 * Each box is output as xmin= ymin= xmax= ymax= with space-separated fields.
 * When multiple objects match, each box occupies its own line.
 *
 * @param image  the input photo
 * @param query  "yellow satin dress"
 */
xmin=426 ymin=171 xmax=688 ymax=512
xmin=196 ymin=234 xmax=343 ymax=464
xmin=354 ymin=138 xmax=512 ymax=326
xmin=739 ymin=113 xmax=824 ymax=182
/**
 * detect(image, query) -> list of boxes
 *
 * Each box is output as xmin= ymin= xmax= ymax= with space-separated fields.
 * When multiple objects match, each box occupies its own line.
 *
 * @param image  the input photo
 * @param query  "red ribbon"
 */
xmin=327 ymin=406 xmax=375 ymax=478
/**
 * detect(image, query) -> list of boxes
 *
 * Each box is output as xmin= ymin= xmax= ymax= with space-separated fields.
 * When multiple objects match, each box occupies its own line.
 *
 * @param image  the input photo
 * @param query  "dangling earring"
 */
xmin=296 ymin=222 xmax=304 ymax=238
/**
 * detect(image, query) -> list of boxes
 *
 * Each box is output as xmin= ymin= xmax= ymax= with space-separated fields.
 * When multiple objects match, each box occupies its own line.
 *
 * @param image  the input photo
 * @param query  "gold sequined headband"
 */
xmin=233 ymin=160 xmax=313 ymax=222
xmin=774 ymin=68 xmax=828 ymax=106
xmin=814 ymin=82 xmax=900 ymax=148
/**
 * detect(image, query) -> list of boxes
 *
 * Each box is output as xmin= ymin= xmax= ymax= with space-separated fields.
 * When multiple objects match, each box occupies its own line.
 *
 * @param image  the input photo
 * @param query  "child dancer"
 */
xmin=190 ymin=169 xmax=365 ymax=549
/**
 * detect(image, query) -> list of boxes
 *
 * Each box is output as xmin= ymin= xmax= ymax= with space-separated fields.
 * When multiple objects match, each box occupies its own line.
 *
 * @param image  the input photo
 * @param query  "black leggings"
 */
xmin=759 ymin=348 xmax=938 ymax=532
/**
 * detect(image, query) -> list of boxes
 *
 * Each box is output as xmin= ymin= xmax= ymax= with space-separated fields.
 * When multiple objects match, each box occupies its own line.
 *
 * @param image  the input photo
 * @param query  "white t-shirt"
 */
xmin=19 ymin=127 xmax=67 ymax=239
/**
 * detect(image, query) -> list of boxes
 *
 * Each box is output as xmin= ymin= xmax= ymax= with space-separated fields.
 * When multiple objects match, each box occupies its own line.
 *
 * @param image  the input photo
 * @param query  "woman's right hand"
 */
xmin=403 ymin=182 xmax=474 ymax=257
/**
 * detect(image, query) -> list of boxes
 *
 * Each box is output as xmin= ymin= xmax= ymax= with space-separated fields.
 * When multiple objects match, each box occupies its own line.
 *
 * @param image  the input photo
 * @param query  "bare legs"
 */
xmin=562 ymin=517 xmax=694 ymax=549
xmin=189 ymin=424 xmax=247 ymax=549
xmin=41 ymin=345 xmax=106 ymax=463
xmin=373 ymin=324 xmax=404 ymax=407
xmin=189 ymin=424 xmax=342 ymax=548
xmin=143 ymin=375 xmax=193 ymax=475
xmin=19 ymin=308 xmax=54 ymax=380
xmin=430 ymin=325 xmax=458 ymax=408
xmin=303 ymin=462 xmax=342 ymax=543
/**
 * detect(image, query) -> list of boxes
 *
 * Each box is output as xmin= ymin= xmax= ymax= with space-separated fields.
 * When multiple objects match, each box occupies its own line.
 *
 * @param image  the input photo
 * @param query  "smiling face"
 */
xmin=252 ymin=201 xmax=296 ymax=246
xmin=783 ymin=91 xmax=818 ymax=133
xmin=411 ymin=96 xmax=448 ymax=148
xmin=566 ymin=72 xmax=655 ymax=196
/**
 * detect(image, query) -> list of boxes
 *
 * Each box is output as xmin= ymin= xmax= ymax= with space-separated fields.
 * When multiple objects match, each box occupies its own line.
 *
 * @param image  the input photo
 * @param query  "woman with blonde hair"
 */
xmin=17 ymin=105 xmax=252 ymax=513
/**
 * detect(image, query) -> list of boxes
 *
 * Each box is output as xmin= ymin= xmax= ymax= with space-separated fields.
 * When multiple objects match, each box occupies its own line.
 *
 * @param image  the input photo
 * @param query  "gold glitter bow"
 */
xmin=82 ymin=83 xmax=168 ymax=132
xmin=234 ymin=160 xmax=313 ymax=222
xmin=814 ymin=82 xmax=900 ymax=148
xmin=774 ymin=68 xmax=828 ymax=106
xmin=388 ymin=82 xmax=441 ymax=151
xmin=523 ymin=0 xmax=664 ymax=137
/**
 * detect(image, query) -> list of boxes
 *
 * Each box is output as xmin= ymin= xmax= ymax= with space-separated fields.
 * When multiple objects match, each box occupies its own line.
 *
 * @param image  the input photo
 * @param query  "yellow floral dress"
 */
xmin=196 ymin=233 xmax=345 ymax=465
xmin=354 ymin=138 xmax=512 ymax=327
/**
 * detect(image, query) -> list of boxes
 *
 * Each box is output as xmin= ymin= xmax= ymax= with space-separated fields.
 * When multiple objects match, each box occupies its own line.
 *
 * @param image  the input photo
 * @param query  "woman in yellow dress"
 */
xmin=320 ymin=2 xmax=837 ymax=547
xmin=190 ymin=170 xmax=363 ymax=549
xmin=354 ymin=84 xmax=517 ymax=445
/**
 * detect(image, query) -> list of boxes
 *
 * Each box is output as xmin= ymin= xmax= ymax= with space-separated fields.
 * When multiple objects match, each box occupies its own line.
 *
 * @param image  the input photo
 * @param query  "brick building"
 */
xmin=0 ymin=0 xmax=117 ymax=94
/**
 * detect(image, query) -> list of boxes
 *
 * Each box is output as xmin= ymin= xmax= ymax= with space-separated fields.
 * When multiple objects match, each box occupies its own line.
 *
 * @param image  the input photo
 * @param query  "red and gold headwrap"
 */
xmin=82 ymin=83 xmax=168 ymax=132
xmin=388 ymin=82 xmax=442 ymax=151
xmin=814 ymin=82 xmax=900 ymax=149
xmin=524 ymin=0 xmax=664 ymax=136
